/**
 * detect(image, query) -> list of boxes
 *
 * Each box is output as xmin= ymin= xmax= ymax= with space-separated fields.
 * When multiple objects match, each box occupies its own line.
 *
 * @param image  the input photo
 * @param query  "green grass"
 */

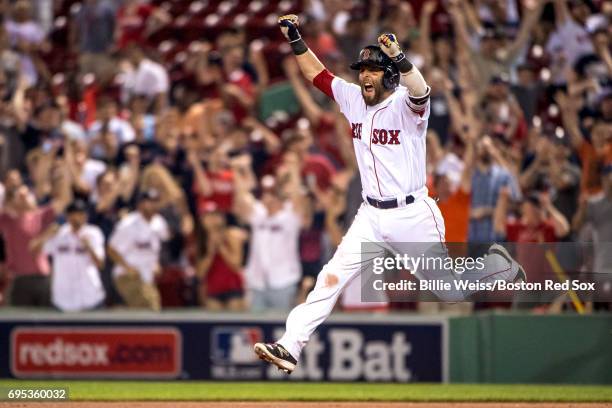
xmin=1 ymin=381 xmax=611 ymax=402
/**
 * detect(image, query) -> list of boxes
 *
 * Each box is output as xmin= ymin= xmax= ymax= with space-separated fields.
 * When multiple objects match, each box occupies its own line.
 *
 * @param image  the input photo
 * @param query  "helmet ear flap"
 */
xmin=383 ymin=66 xmax=399 ymax=90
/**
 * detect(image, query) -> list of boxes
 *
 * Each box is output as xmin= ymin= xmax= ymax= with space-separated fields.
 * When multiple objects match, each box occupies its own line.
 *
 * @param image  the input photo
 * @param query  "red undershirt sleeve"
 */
xmin=312 ymin=69 xmax=335 ymax=100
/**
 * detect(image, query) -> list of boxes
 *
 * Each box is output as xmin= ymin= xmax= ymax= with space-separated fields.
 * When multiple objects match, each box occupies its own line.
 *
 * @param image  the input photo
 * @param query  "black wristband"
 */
xmin=392 ymin=53 xmax=414 ymax=73
xmin=290 ymin=38 xmax=308 ymax=55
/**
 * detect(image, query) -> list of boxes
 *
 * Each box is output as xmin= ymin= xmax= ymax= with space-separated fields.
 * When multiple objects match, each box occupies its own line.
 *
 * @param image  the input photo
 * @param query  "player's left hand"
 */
xmin=378 ymin=33 xmax=402 ymax=59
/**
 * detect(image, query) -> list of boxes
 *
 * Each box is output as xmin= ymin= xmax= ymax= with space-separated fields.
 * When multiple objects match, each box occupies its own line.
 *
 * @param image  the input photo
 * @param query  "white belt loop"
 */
xmin=411 ymin=186 xmax=428 ymax=202
xmin=397 ymin=195 xmax=406 ymax=208
xmin=362 ymin=191 xmax=369 ymax=205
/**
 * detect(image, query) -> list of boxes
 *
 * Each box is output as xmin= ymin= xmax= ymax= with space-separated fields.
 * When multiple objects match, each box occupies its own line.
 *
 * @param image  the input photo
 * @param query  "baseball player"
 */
xmin=254 ymin=15 xmax=526 ymax=374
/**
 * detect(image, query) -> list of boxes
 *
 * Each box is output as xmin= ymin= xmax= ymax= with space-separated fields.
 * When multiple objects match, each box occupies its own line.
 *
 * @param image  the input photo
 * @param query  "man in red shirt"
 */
xmin=189 ymin=146 xmax=235 ymax=215
xmin=115 ymin=0 xmax=170 ymax=50
xmin=0 ymin=178 xmax=70 ymax=306
xmin=495 ymin=191 xmax=570 ymax=243
xmin=494 ymin=189 xmax=570 ymax=297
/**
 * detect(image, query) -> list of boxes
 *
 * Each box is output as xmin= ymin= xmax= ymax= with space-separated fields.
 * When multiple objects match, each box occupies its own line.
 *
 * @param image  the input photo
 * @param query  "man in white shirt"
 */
xmin=87 ymin=97 xmax=136 ymax=160
xmin=65 ymin=139 xmax=107 ymax=196
xmin=108 ymin=189 xmax=169 ymax=311
xmin=546 ymin=0 xmax=594 ymax=84
xmin=121 ymin=45 xmax=169 ymax=112
xmin=42 ymin=199 xmax=106 ymax=311
xmin=234 ymin=169 xmax=307 ymax=312
xmin=4 ymin=0 xmax=46 ymax=86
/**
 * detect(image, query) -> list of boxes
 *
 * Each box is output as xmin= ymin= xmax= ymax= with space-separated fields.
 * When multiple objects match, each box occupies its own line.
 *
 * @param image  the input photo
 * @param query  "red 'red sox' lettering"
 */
xmin=372 ymin=129 xmax=400 ymax=145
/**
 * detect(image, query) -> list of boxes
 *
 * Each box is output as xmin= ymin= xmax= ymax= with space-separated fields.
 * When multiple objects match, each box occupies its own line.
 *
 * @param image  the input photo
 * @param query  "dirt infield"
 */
xmin=2 ymin=402 xmax=611 ymax=408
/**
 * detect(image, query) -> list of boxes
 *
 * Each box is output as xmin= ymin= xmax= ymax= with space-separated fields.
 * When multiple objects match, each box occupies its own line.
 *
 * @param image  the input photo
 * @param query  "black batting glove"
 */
xmin=278 ymin=14 xmax=308 ymax=55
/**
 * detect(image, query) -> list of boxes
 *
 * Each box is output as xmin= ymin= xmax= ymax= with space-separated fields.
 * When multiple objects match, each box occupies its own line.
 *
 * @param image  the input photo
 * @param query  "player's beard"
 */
xmin=361 ymin=79 xmax=385 ymax=106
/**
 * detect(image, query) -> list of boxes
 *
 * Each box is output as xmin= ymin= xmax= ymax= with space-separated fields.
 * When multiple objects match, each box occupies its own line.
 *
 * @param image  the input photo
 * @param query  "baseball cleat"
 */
xmin=254 ymin=342 xmax=297 ymax=374
xmin=488 ymin=243 xmax=527 ymax=283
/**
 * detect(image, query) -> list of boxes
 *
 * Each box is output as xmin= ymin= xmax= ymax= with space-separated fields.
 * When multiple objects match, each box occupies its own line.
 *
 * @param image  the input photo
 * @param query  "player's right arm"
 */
xmin=278 ymin=15 xmax=326 ymax=83
xmin=278 ymin=14 xmax=359 ymax=107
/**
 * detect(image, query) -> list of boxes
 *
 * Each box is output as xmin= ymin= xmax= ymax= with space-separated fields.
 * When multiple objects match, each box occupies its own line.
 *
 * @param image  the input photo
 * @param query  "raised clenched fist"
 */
xmin=278 ymin=14 xmax=301 ymax=42
xmin=377 ymin=33 xmax=402 ymax=59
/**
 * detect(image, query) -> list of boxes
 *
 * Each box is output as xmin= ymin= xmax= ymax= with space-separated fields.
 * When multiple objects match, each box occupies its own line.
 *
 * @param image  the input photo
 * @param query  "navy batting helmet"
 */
xmin=350 ymin=45 xmax=399 ymax=90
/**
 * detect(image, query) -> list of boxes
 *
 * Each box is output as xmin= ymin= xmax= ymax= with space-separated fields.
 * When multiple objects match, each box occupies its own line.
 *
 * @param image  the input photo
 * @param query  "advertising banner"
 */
xmin=0 ymin=315 xmax=446 ymax=382
xmin=11 ymin=327 xmax=181 ymax=379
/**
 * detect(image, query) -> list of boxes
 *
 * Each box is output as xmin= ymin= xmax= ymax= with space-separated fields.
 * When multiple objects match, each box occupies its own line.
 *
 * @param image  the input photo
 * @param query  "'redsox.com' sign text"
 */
xmin=0 ymin=315 xmax=446 ymax=382
xmin=11 ymin=327 xmax=181 ymax=378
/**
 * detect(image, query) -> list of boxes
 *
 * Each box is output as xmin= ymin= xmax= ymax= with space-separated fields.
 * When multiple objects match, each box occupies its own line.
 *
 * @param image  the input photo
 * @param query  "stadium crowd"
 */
xmin=0 ymin=0 xmax=610 ymax=313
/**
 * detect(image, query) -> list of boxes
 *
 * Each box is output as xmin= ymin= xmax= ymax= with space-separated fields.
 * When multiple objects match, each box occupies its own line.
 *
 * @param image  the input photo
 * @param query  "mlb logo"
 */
xmin=211 ymin=327 xmax=262 ymax=365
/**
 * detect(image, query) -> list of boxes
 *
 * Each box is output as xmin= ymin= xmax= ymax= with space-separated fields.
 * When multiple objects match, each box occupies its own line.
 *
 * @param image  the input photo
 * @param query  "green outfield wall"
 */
xmin=450 ymin=313 xmax=612 ymax=384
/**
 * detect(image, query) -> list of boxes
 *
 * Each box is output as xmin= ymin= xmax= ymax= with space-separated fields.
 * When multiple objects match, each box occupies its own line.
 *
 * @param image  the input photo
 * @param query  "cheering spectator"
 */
xmin=190 ymin=144 xmax=235 ymax=216
xmin=196 ymin=203 xmax=247 ymax=311
xmin=126 ymin=95 xmax=156 ymax=143
xmin=495 ymin=189 xmax=570 ymax=242
xmin=335 ymin=2 xmax=381 ymax=62
xmin=191 ymin=28 xmax=262 ymax=124
xmin=435 ymin=132 xmax=476 ymax=243
xmin=120 ymin=45 xmax=169 ymax=113
xmin=4 ymin=0 xmax=48 ymax=86
xmin=510 ymin=63 xmax=542 ymax=124
xmin=546 ymin=0 xmax=595 ymax=85
xmin=573 ymin=164 xmax=612 ymax=309
xmin=556 ymin=91 xmax=611 ymax=197
xmin=379 ymin=1 xmax=415 ymax=47
xmin=64 ymin=138 xmax=107 ymax=197
xmin=481 ymin=74 xmax=527 ymax=148
xmin=17 ymin=101 xmax=62 ymax=154
xmin=234 ymin=157 xmax=308 ymax=312
xmin=39 ymin=199 xmax=106 ymax=311
xmin=0 ymin=164 xmax=70 ymax=307
xmin=469 ymin=136 xmax=521 ymax=243
xmin=217 ymin=27 xmax=270 ymax=94
xmin=0 ymin=170 xmax=23 ymax=207
xmin=282 ymin=56 xmax=351 ymax=167
xmin=89 ymin=168 xmax=130 ymax=239
xmin=108 ymin=189 xmax=169 ymax=311
xmin=283 ymin=130 xmax=336 ymax=192
xmin=140 ymin=164 xmax=193 ymax=269
xmin=0 ymin=19 xmax=22 ymax=92
xmin=494 ymin=187 xmax=571 ymax=308
xmin=87 ymin=97 xmax=135 ymax=161
xmin=71 ymin=0 xmax=117 ymax=83
xmin=115 ymin=0 xmax=171 ymax=50
xmin=448 ymin=0 xmax=545 ymax=95
xmin=520 ymin=134 xmax=581 ymax=223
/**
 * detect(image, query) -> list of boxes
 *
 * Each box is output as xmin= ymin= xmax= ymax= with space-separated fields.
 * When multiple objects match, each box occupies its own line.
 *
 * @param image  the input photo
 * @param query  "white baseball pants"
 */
xmin=277 ymin=196 xmax=516 ymax=361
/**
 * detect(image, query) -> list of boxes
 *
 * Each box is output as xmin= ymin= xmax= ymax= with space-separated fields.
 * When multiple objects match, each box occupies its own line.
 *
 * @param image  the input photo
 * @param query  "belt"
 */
xmin=366 ymin=195 xmax=415 ymax=209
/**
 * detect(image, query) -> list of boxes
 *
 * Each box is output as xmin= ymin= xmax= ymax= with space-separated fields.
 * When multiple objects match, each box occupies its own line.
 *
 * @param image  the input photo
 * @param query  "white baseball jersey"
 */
xmin=321 ymin=73 xmax=431 ymax=201
xmin=109 ymin=211 xmax=169 ymax=284
xmin=43 ymin=224 xmax=105 ymax=311
xmin=244 ymin=201 xmax=302 ymax=291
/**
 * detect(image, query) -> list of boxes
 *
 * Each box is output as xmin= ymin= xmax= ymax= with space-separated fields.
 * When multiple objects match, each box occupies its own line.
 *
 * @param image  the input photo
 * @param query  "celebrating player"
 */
xmin=254 ymin=14 xmax=526 ymax=374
